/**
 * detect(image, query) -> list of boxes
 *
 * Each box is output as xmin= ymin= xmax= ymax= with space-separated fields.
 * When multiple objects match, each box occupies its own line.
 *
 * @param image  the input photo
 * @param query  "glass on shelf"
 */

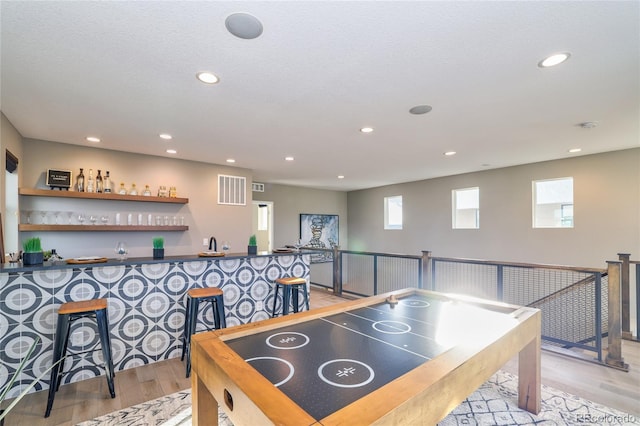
xmin=39 ymin=210 xmax=48 ymax=225
xmin=89 ymin=214 xmax=98 ymax=225
xmin=115 ymin=242 xmax=128 ymax=260
xmin=77 ymin=213 xmax=86 ymax=225
xmin=22 ymin=210 xmax=33 ymax=224
xmin=101 ymin=215 xmax=110 ymax=225
xmin=66 ymin=211 xmax=74 ymax=224
xmin=293 ymin=239 xmax=304 ymax=252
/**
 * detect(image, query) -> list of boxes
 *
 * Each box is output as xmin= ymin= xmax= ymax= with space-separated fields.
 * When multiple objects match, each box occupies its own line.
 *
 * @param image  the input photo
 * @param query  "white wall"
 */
xmin=258 ymin=183 xmax=348 ymax=249
xmin=347 ymin=149 xmax=640 ymax=269
xmin=19 ymin=138 xmax=253 ymax=258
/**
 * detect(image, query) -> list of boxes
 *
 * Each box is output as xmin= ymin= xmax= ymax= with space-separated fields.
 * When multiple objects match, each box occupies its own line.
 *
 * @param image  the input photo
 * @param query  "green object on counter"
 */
xmin=22 ymin=237 xmax=42 ymax=253
xmin=248 ymin=234 xmax=257 ymax=246
xmin=153 ymin=236 xmax=164 ymax=249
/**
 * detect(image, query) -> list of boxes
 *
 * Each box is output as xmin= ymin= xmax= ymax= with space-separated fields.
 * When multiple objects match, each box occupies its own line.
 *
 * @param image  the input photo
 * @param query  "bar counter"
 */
xmin=0 ymin=251 xmax=312 ymax=398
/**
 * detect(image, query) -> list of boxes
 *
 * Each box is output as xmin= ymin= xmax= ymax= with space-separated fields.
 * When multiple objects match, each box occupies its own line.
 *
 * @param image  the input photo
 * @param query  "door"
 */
xmin=252 ymin=201 xmax=273 ymax=252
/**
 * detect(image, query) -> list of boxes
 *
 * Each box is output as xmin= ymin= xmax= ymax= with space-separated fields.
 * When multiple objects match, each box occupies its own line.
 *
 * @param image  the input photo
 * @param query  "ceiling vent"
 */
xmin=218 ymin=174 xmax=246 ymax=205
xmin=252 ymin=182 xmax=265 ymax=192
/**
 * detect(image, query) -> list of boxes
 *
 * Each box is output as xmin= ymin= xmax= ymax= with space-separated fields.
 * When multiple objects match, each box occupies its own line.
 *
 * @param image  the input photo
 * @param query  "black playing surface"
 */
xmin=226 ymin=294 xmax=487 ymax=421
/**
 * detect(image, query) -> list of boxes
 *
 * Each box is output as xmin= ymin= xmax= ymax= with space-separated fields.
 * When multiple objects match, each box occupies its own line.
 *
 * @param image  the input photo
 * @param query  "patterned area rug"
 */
xmin=79 ymin=370 xmax=638 ymax=426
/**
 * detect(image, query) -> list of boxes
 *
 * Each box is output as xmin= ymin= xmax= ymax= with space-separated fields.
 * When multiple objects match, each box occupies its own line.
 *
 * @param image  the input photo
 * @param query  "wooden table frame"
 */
xmin=192 ymin=288 xmax=541 ymax=425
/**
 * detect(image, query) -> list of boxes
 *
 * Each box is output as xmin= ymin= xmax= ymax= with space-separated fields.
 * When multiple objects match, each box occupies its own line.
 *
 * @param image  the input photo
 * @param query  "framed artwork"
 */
xmin=299 ymin=213 xmax=339 ymax=263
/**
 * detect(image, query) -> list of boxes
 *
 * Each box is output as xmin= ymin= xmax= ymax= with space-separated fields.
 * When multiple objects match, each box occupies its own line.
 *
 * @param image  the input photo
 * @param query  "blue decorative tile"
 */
xmin=0 ymin=255 xmax=312 ymax=396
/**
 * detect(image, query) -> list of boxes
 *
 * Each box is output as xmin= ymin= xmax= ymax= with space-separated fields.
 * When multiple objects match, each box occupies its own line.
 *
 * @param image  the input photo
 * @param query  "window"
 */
xmin=257 ymin=204 xmax=268 ymax=231
xmin=384 ymin=195 xmax=403 ymax=230
xmin=532 ymin=177 xmax=573 ymax=228
xmin=452 ymin=187 xmax=479 ymax=229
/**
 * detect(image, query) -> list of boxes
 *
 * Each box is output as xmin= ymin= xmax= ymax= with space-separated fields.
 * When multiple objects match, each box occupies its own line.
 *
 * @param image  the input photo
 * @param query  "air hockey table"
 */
xmin=191 ymin=288 xmax=541 ymax=425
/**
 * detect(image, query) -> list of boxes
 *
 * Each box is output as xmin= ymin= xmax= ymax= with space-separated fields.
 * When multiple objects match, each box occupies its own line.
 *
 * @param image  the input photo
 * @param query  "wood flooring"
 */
xmin=3 ymin=287 xmax=639 ymax=425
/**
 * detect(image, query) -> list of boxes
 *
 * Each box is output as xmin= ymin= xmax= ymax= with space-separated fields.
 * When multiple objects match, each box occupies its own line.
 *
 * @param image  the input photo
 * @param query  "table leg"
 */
xmin=192 ymin=370 xmax=219 ymax=426
xmin=518 ymin=334 xmax=541 ymax=414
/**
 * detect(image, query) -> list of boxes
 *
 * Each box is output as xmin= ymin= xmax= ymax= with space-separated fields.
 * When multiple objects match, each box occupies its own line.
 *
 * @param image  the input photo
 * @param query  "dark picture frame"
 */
xmin=299 ymin=213 xmax=339 ymax=263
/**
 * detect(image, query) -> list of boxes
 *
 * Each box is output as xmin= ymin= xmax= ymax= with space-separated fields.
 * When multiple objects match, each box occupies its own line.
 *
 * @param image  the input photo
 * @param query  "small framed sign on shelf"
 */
xmin=46 ymin=169 xmax=72 ymax=190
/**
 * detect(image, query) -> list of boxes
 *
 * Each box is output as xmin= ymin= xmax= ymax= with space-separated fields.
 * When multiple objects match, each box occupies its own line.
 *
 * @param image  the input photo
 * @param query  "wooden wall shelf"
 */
xmin=19 ymin=224 xmax=189 ymax=232
xmin=19 ymin=188 xmax=188 ymax=204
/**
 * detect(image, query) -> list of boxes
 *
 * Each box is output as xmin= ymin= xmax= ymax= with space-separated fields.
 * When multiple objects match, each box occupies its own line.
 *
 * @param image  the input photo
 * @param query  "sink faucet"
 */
xmin=209 ymin=237 xmax=217 ymax=251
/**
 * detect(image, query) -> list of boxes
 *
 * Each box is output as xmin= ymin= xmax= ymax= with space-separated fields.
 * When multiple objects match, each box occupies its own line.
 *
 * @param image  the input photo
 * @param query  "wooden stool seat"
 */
xmin=45 ymin=298 xmax=115 ymax=417
xmin=58 ymin=299 xmax=107 ymax=314
xmin=187 ymin=287 xmax=223 ymax=299
xmin=272 ymin=277 xmax=309 ymax=317
xmin=181 ymin=287 xmax=226 ymax=377
xmin=275 ymin=277 xmax=307 ymax=286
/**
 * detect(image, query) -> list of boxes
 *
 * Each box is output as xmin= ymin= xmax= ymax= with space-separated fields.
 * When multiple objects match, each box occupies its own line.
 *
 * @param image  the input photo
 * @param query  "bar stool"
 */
xmin=271 ymin=277 xmax=310 ymax=318
xmin=181 ymin=287 xmax=226 ymax=377
xmin=45 ymin=298 xmax=115 ymax=417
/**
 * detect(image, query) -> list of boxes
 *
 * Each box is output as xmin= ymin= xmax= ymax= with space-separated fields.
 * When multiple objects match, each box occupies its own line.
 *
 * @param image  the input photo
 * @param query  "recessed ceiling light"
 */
xmin=226 ymin=158 xmax=236 ymax=163
xmin=196 ymin=72 xmax=220 ymax=84
xmin=409 ymin=105 xmax=433 ymax=115
xmin=285 ymin=156 xmax=294 ymax=161
xmin=444 ymin=151 xmax=457 ymax=156
xmin=360 ymin=127 xmax=374 ymax=133
xmin=568 ymin=148 xmax=582 ymax=153
xmin=338 ymin=175 xmax=345 ymax=179
xmin=225 ymin=13 xmax=263 ymax=40
xmin=159 ymin=133 xmax=172 ymax=140
xmin=86 ymin=136 xmax=101 ymax=143
xmin=166 ymin=149 xmax=177 ymax=154
xmin=538 ymin=52 xmax=571 ymax=68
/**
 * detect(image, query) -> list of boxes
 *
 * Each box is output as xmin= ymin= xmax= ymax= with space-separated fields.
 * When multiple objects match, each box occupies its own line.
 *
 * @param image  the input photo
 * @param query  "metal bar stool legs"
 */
xmin=271 ymin=277 xmax=309 ymax=317
xmin=45 ymin=299 xmax=115 ymax=418
xmin=181 ymin=288 xmax=226 ymax=378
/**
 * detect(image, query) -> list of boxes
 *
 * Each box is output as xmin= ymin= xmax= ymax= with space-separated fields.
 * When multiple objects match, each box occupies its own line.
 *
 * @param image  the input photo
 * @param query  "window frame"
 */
xmin=452 ymin=187 xmax=480 ymax=229
xmin=384 ymin=195 xmax=403 ymax=230
xmin=532 ymin=177 xmax=574 ymax=228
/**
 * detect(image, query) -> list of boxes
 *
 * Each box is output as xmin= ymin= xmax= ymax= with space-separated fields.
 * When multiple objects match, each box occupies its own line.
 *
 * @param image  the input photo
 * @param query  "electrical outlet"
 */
xmin=203 ymin=238 xmax=208 ymax=246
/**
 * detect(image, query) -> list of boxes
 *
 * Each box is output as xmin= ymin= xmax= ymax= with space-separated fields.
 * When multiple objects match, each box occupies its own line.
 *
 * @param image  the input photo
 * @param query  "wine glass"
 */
xmin=89 ymin=214 xmax=98 ymax=225
xmin=78 ymin=213 xmax=86 ymax=225
xmin=39 ymin=210 xmax=48 ymax=225
xmin=115 ymin=242 xmax=128 ymax=260
xmin=293 ymin=239 xmax=303 ymax=252
xmin=101 ymin=215 xmax=109 ymax=225
xmin=66 ymin=211 xmax=74 ymax=224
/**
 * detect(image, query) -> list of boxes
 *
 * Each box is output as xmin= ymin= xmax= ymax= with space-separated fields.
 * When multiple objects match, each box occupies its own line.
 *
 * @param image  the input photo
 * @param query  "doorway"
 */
xmin=4 ymin=150 xmax=19 ymax=253
xmin=252 ymin=201 xmax=273 ymax=252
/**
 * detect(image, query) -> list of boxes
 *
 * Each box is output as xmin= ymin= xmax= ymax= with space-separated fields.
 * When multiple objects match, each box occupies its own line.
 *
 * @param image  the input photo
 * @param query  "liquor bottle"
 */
xmin=142 ymin=184 xmax=152 ymax=196
xmin=96 ymin=169 xmax=103 ymax=193
xmin=118 ymin=182 xmax=127 ymax=195
xmin=76 ymin=168 xmax=85 ymax=192
xmin=86 ymin=169 xmax=95 ymax=193
xmin=104 ymin=171 xmax=112 ymax=193
xmin=129 ymin=183 xmax=138 ymax=196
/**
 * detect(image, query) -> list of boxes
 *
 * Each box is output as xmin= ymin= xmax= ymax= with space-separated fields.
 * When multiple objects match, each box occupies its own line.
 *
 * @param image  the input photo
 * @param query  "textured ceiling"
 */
xmin=1 ymin=1 xmax=638 ymax=191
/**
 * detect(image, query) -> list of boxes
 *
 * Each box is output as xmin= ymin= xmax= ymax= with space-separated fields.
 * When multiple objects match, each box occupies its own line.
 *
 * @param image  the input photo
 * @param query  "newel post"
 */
xmin=421 ymin=251 xmax=432 ymax=290
xmin=605 ymin=261 xmax=629 ymax=370
xmin=617 ymin=253 xmax=631 ymax=339
xmin=332 ymin=246 xmax=342 ymax=297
